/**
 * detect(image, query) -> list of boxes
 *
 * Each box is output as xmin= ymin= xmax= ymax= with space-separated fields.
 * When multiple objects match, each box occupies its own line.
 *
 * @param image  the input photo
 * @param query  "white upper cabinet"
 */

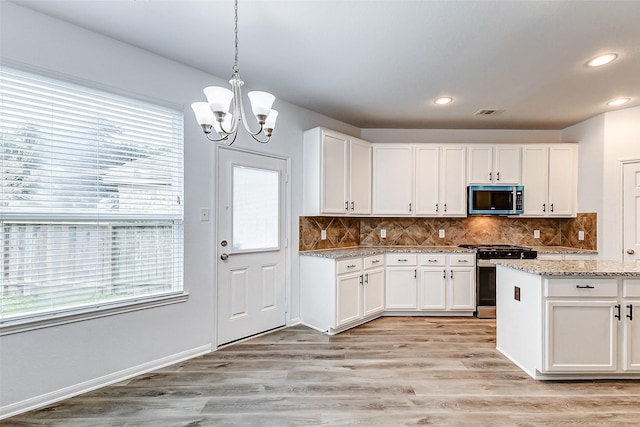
xmin=375 ymin=145 xmax=466 ymax=217
xmin=414 ymin=146 xmax=440 ymax=215
xmin=303 ymin=127 xmax=372 ymax=216
xmin=440 ymin=146 xmax=467 ymax=216
xmin=468 ymin=145 xmax=521 ymax=184
xmin=372 ymin=144 xmax=414 ymax=215
xmin=521 ymin=144 xmax=577 ymax=217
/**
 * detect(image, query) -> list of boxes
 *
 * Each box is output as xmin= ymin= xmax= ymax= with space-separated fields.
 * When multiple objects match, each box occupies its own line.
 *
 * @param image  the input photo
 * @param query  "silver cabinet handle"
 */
xmin=627 ymin=304 xmax=633 ymax=321
xmin=444 ymin=203 xmax=447 ymax=212
xmin=615 ymin=304 xmax=621 ymax=321
xmin=496 ymin=172 xmax=500 ymax=181
xmin=364 ymin=273 xmax=369 ymax=284
xmin=550 ymin=203 xmax=554 ymax=212
xmin=347 ymin=264 xmax=357 ymax=268
xmin=409 ymin=202 xmax=412 ymax=212
xmin=443 ymin=270 xmax=446 ymax=278
xmin=458 ymin=259 xmax=469 ymax=263
xmin=345 ymin=201 xmax=349 ymax=211
xmin=576 ymin=285 xmax=595 ymax=289
xmin=428 ymin=259 xmax=438 ymax=263
xmin=450 ymin=270 xmax=454 ymax=279
xmin=372 ymin=259 xmax=380 ymax=264
xmin=397 ymin=259 xmax=408 ymax=262
xmin=542 ymin=203 xmax=546 ymax=212
xmin=435 ymin=203 xmax=438 ymax=212
xmin=489 ymin=172 xmax=492 ymax=181
xmin=351 ymin=201 xmax=354 ymax=210
xmin=220 ymin=253 xmax=229 ymax=261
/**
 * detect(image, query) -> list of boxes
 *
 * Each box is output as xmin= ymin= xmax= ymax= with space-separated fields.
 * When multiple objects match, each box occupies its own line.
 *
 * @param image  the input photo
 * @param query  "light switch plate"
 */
xmin=321 ymin=230 xmax=327 ymax=240
xmin=534 ymin=230 xmax=540 ymax=239
xmin=439 ymin=229 xmax=445 ymax=238
xmin=380 ymin=229 xmax=387 ymax=238
xmin=199 ymin=208 xmax=209 ymax=221
xmin=578 ymin=230 xmax=585 ymax=241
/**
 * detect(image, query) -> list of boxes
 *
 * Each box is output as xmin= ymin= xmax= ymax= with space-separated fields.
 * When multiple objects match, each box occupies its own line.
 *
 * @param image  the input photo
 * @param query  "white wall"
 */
xmin=562 ymin=114 xmax=606 ymax=254
xmin=562 ymin=106 xmax=640 ymax=259
xmin=0 ymin=2 xmax=358 ymax=415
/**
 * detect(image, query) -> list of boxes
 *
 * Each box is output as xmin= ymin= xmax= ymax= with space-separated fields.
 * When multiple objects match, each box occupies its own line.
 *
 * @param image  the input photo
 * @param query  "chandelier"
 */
xmin=191 ymin=0 xmax=278 ymax=145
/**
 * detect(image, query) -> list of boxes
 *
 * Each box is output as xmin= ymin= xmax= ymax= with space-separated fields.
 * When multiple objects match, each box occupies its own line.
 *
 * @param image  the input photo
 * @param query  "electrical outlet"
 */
xmin=380 ymin=229 xmax=387 ymax=238
xmin=439 ymin=229 xmax=445 ymax=238
xmin=578 ymin=230 xmax=585 ymax=241
xmin=321 ymin=230 xmax=327 ymax=240
xmin=534 ymin=230 xmax=540 ymax=239
xmin=199 ymin=208 xmax=209 ymax=221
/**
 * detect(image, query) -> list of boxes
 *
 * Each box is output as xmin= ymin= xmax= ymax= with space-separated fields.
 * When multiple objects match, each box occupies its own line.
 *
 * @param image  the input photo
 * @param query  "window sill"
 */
xmin=0 ymin=293 xmax=189 ymax=336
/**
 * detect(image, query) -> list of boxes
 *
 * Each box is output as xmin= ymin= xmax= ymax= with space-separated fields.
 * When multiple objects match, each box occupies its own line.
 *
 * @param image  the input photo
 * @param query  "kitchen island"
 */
xmin=495 ymin=259 xmax=640 ymax=380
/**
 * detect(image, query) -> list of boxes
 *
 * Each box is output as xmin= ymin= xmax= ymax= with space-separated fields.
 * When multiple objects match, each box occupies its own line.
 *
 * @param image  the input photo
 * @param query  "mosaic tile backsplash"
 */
xmin=299 ymin=212 xmax=597 ymax=251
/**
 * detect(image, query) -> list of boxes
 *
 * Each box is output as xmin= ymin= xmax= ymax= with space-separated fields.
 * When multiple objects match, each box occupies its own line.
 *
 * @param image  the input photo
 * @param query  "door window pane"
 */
xmin=232 ymin=166 xmax=279 ymax=251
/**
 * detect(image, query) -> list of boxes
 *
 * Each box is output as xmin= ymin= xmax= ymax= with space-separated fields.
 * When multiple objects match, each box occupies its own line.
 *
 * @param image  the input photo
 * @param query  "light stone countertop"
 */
xmin=299 ymin=246 xmax=474 ymax=259
xmin=495 ymin=259 xmax=640 ymax=277
xmin=525 ymin=246 xmax=597 ymax=255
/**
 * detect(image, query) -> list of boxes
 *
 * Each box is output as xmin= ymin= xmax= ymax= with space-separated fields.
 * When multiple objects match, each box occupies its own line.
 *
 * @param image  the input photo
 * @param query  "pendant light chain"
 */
xmin=233 ymin=0 xmax=239 ymax=74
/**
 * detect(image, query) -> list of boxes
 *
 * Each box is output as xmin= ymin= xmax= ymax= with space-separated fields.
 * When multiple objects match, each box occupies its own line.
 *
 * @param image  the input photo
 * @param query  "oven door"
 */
xmin=477 ymin=259 xmax=496 ymax=318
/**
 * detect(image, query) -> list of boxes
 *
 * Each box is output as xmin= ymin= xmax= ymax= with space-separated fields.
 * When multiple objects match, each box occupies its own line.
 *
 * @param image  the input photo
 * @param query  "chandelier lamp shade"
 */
xmin=191 ymin=0 xmax=278 ymax=145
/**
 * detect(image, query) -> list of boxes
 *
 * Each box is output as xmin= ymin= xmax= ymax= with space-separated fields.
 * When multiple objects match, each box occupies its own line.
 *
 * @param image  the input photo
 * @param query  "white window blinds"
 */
xmin=0 ymin=66 xmax=184 ymax=322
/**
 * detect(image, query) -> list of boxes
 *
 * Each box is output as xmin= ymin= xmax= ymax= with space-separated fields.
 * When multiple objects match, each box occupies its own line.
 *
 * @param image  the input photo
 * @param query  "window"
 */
xmin=0 ymin=66 xmax=184 ymax=324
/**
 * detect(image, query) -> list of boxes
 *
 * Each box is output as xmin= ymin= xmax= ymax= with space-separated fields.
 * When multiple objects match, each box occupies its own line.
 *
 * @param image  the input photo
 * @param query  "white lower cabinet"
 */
xmin=543 ymin=278 xmax=640 ymax=374
xmin=385 ymin=254 xmax=418 ymax=310
xmin=301 ymin=254 xmax=384 ymax=334
xmin=387 ymin=252 xmax=475 ymax=313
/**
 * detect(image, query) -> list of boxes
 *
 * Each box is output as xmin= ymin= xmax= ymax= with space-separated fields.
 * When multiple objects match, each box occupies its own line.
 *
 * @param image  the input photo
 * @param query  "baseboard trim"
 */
xmin=0 ymin=344 xmax=212 ymax=420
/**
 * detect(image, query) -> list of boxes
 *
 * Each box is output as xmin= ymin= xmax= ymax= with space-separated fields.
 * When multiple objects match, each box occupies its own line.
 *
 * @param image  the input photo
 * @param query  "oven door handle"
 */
xmin=477 ymin=260 xmax=496 ymax=268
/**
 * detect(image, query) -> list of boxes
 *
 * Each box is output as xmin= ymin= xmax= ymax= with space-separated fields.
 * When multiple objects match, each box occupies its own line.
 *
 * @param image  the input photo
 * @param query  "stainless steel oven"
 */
xmin=459 ymin=244 xmax=537 ymax=318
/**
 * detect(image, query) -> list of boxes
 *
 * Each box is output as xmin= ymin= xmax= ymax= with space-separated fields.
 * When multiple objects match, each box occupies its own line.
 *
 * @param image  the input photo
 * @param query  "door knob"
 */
xmin=627 ymin=249 xmax=635 ymax=255
xmin=220 ymin=253 xmax=229 ymax=261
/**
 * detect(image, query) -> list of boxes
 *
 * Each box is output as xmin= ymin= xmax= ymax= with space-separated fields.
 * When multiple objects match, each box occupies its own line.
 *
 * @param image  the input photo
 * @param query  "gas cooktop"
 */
xmin=459 ymin=244 xmax=537 ymax=259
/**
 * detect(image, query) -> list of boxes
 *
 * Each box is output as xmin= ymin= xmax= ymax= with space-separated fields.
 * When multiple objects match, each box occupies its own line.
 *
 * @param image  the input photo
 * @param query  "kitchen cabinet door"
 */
xmin=321 ymin=132 xmax=349 ymax=215
xmin=349 ymin=137 xmax=372 ymax=215
xmin=467 ymin=145 xmax=521 ymax=185
xmin=544 ymin=300 xmax=618 ymax=372
xmin=336 ymin=271 xmax=363 ymax=328
xmin=363 ymin=267 xmax=385 ymax=317
xmin=495 ymin=146 xmax=521 ymax=184
xmin=467 ymin=146 xmax=493 ymax=184
xmin=623 ymin=299 xmax=640 ymax=371
xmin=440 ymin=146 xmax=467 ymax=216
xmin=414 ymin=146 xmax=440 ymax=215
xmin=373 ymin=145 xmax=413 ymax=215
xmin=547 ymin=145 xmax=577 ymax=217
xmin=419 ymin=268 xmax=447 ymax=310
xmin=521 ymin=145 xmax=548 ymax=216
xmin=385 ymin=267 xmax=417 ymax=310
xmin=448 ymin=267 xmax=476 ymax=310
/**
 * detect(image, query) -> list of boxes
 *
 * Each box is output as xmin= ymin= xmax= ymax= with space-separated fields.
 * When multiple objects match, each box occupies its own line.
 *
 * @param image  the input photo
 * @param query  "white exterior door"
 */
xmin=217 ymin=147 xmax=287 ymax=346
xmin=623 ymin=161 xmax=640 ymax=262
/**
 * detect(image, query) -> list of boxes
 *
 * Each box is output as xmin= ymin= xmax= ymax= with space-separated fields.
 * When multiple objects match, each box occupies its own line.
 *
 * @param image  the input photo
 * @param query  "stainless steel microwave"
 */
xmin=468 ymin=185 xmax=524 ymax=215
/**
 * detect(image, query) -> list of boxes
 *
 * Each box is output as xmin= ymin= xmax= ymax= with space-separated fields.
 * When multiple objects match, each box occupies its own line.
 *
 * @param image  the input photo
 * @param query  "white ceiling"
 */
xmin=9 ymin=0 xmax=640 ymax=130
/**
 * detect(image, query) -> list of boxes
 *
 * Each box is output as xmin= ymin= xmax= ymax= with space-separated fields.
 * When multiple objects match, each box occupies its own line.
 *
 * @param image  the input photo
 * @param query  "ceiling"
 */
xmin=9 ymin=0 xmax=640 ymax=130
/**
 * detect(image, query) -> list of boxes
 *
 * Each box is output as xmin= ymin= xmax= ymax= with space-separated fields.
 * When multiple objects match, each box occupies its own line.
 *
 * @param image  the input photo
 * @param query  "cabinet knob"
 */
xmin=627 ymin=249 xmax=635 ymax=255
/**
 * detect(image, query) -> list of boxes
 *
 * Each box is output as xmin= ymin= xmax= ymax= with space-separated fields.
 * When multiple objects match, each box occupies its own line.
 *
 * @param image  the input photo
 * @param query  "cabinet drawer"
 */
xmin=545 ymin=278 xmax=618 ymax=298
xmin=449 ymin=254 xmax=476 ymax=267
xmin=336 ymin=258 xmax=363 ymax=275
xmin=623 ymin=279 xmax=640 ymax=298
xmin=364 ymin=254 xmax=384 ymax=270
xmin=386 ymin=254 xmax=417 ymax=266
xmin=419 ymin=254 xmax=447 ymax=267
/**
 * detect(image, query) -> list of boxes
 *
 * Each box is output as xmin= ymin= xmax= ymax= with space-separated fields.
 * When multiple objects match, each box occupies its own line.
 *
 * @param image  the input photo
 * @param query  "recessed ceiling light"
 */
xmin=587 ymin=53 xmax=618 ymax=67
xmin=606 ymin=98 xmax=630 ymax=106
xmin=434 ymin=96 xmax=453 ymax=105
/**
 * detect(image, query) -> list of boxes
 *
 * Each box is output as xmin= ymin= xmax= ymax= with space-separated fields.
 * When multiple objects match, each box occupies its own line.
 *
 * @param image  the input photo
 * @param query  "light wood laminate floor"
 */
xmin=4 ymin=317 xmax=640 ymax=426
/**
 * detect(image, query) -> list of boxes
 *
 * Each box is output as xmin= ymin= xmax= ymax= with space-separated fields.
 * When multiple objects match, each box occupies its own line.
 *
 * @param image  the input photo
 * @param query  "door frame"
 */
xmin=621 ymin=159 xmax=640 ymax=262
xmin=213 ymin=144 xmax=292 ymax=348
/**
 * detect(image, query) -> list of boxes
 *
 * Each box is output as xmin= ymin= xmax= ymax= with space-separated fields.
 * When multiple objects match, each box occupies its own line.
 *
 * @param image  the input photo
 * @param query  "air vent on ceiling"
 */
xmin=475 ymin=109 xmax=505 ymax=116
